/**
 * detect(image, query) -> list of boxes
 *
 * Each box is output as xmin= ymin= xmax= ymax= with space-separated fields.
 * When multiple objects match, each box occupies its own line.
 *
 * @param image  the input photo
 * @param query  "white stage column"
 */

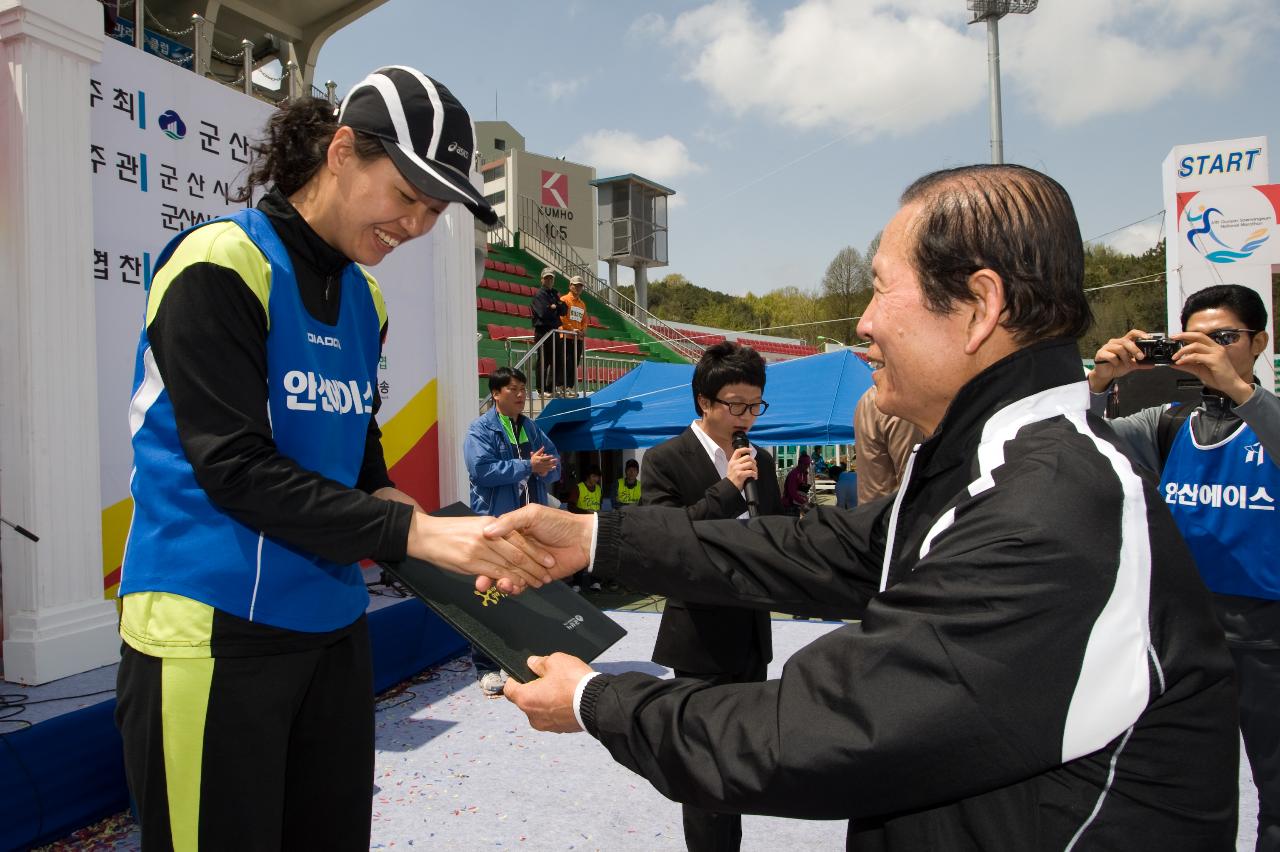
xmin=432 ymin=217 xmax=482 ymax=508
xmin=0 ymin=0 xmax=120 ymax=684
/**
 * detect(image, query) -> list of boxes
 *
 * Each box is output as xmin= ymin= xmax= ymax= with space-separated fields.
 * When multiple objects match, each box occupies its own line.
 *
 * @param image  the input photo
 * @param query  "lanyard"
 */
xmin=499 ymin=414 xmax=528 ymax=448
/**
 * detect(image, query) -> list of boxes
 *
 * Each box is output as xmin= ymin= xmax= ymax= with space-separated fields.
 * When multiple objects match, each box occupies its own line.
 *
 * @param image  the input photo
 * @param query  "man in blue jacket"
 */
xmin=463 ymin=366 xmax=561 ymax=692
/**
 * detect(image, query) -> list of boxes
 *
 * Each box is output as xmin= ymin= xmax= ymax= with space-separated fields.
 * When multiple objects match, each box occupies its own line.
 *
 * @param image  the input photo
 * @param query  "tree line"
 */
xmin=626 ymin=239 xmax=1277 ymax=359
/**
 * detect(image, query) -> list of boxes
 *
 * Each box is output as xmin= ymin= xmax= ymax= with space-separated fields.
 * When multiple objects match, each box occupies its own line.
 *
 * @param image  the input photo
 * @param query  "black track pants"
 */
xmin=115 ymin=620 xmax=374 ymax=851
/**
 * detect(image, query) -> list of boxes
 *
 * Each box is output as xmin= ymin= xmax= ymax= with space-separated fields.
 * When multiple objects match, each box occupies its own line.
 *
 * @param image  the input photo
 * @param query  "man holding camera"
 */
xmin=1089 ymin=283 xmax=1280 ymax=850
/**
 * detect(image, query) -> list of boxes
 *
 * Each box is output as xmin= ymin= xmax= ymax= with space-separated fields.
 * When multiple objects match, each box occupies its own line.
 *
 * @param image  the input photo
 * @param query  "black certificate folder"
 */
xmin=378 ymin=503 xmax=626 ymax=683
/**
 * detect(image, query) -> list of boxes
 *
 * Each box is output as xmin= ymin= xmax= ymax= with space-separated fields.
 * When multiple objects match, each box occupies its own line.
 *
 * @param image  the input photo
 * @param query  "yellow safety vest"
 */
xmin=615 ymin=477 xmax=641 ymax=505
xmin=577 ymin=481 xmax=602 ymax=512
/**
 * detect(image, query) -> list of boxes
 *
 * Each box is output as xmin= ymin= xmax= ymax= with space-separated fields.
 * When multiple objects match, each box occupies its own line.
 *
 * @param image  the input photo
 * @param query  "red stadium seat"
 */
xmin=484 ymin=259 xmax=496 ymax=270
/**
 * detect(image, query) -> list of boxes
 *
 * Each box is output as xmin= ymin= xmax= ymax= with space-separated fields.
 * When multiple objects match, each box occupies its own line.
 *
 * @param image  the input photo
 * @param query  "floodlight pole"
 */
xmin=985 ymin=16 xmax=1004 ymax=165
xmin=969 ymin=1 xmax=1036 ymax=165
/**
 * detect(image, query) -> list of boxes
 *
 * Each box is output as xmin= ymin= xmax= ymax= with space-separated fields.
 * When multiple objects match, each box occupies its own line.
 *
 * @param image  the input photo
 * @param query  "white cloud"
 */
xmin=658 ymin=0 xmax=1277 ymax=137
xmin=668 ymin=0 xmax=986 ymax=138
xmin=1101 ymin=220 xmax=1164 ymax=257
xmin=629 ymin=12 xmax=668 ymax=39
xmin=1007 ymin=0 xmax=1274 ymax=125
xmin=545 ymin=77 xmax=584 ymax=102
xmin=568 ymin=130 xmax=702 ymax=183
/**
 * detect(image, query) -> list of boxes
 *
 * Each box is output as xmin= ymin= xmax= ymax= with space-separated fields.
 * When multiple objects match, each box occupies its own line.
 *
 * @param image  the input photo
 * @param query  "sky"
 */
xmin=315 ymin=0 xmax=1280 ymax=299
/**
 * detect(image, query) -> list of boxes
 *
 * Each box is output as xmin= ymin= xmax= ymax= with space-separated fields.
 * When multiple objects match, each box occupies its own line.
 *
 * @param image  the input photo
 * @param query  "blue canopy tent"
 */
xmin=538 ymin=349 xmax=874 ymax=451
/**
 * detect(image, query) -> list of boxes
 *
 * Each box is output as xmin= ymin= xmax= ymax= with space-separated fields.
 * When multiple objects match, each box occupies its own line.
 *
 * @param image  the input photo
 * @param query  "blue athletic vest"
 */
xmin=121 ymin=209 xmax=381 ymax=631
xmin=1161 ymin=412 xmax=1279 ymax=599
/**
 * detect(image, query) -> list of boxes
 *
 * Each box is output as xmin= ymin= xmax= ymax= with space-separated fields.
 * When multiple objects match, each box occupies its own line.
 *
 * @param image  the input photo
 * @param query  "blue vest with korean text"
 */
xmin=120 ymin=208 xmax=380 ymax=631
xmin=1160 ymin=413 xmax=1279 ymax=599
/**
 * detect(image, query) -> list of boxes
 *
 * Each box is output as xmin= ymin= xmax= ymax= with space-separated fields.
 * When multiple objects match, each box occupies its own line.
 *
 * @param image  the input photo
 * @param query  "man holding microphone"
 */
xmin=637 ymin=341 xmax=782 ymax=851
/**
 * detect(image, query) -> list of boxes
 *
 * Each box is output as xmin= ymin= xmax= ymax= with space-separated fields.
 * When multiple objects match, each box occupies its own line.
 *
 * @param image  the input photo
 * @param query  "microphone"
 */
xmin=731 ymin=430 xmax=758 ymax=517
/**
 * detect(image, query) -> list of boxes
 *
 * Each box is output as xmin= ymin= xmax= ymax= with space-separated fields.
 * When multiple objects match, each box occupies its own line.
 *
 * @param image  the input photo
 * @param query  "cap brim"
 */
xmin=381 ymin=138 xmax=498 ymax=227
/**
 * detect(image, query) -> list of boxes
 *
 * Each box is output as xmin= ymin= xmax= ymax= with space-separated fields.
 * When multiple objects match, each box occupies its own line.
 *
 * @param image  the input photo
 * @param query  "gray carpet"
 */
xmin=368 ymin=612 xmax=849 ymax=850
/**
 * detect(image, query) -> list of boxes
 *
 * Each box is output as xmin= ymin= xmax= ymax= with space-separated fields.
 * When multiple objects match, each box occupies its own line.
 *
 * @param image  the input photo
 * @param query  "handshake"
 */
xmin=405 ymin=503 xmax=596 ymax=595
xmin=405 ymin=504 xmax=604 ymax=732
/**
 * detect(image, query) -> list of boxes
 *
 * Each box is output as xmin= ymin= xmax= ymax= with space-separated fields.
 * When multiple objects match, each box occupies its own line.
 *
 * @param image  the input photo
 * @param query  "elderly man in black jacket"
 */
xmin=491 ymin=164 xmax=1239 ymax=850
xmin=530 ymin=269 xmax=568 ymax=397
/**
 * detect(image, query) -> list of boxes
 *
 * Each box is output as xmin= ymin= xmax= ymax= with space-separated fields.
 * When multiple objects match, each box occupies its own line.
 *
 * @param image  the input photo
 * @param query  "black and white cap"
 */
xmin=337 ymin=66 xmax=497 ymax=226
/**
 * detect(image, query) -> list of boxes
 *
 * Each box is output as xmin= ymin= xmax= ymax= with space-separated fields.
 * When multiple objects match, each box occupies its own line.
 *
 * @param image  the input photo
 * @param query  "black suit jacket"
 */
xmin=641 ymin=426 xmax=782 ymax=673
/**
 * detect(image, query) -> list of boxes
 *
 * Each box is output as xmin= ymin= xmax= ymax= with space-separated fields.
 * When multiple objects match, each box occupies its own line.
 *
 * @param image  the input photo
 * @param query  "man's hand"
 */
xmin=503 ymin=653 xmax=594 ymax=733
xmin=1087 ymin=329 xmax=1150 ymax=393
xmin=407 ymin=512 xmax=554 ymax=593
xmin=530 ymin=446 xmax=558 ymax=477
xmin=1170 ymin=331 xmax=1256 ymax=404
xmin=476 ymin=505 xmax=593 ymax=593
xmin=726 ymin=446 xmax=759 ymax=491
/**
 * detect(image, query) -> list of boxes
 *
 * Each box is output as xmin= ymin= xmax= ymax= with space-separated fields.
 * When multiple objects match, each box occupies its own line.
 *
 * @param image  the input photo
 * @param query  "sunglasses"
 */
xmin=714 ymin=398 xmax=770 ymax=417
xmin=1204 ymin=328 xmax=1259 ymax=346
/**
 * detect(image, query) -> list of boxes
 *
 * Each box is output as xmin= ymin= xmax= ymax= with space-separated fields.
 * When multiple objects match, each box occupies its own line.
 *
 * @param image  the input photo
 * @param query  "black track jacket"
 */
xmin=580 ymin=340 xmax=1239 ymax=850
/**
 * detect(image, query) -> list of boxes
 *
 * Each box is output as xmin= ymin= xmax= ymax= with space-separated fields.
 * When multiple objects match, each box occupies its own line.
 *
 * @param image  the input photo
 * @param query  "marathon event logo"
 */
xmin=158 ymin=109 xmax=186 ymax=140
xmin=282 ymin=370 xmax=373 ymax=415
xmin=1181 ymin=186 xmax=1280 ymax=264
xmin=541 ymin=170 xmax=569 ymax=209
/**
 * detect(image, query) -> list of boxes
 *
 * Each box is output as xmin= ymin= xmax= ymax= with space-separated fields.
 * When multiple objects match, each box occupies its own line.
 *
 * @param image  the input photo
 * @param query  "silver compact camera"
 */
xmin=1136 ymin=335 xmax=1183 ymax=366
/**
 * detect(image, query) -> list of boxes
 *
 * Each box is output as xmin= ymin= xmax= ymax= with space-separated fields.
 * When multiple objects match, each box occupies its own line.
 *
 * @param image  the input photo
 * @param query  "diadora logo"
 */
xmin=282 ymin=370 xmax=372 ymax=415
xmin=158 ymin=109 xmax=186 ymax=141
xmin=1245 ymin=442 xmax=1266 ymax=466
xmin=447 ymin=140 xmax=470 ymax=159
xmin=307 ymin=332 xmax=342 ymax=350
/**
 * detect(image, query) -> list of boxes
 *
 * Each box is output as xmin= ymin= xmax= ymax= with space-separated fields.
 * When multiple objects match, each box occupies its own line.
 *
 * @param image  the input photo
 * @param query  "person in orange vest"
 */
xmin=559 ymin=275 xmax=589 ymax=396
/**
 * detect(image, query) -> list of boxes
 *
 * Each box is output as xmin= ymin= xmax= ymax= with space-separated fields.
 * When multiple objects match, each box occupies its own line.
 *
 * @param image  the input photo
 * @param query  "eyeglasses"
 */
xmin=1205 ymin=328 xmax=1259 ymax=346
xmin=713 ymin=398 xmax=769 ymax=417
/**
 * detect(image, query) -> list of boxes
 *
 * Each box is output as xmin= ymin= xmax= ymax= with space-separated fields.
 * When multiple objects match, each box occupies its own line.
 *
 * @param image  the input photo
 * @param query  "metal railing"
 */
xmin=501 ymin=196 xmax=704 ymax=362
xmin=479 ymin=329 xmax=641 ymax=418
xmin=110 ymin=3 xmax=320 ymax=105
